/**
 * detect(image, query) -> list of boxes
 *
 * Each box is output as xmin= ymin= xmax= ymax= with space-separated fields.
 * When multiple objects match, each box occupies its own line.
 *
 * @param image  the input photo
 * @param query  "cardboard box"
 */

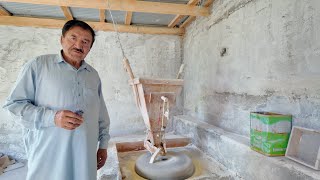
xmin=250 ymin=112 xmax=292 ymax=156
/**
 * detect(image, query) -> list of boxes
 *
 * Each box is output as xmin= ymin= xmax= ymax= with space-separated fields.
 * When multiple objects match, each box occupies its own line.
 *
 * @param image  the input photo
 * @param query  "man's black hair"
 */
xmin=62 ymin=20 xmax=95 ymax=46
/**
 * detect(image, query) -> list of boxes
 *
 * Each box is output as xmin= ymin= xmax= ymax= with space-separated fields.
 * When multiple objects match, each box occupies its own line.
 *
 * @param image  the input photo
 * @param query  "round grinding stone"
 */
xmin=135 ymin=151 xmax=195 ymax=180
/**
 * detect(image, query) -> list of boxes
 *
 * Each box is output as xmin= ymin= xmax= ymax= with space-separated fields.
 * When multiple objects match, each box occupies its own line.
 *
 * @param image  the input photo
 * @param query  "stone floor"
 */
xmin=118 ymin=145 xmax=242 ymax=180
xmin=0 ymin=142 xmax=241 ymax=180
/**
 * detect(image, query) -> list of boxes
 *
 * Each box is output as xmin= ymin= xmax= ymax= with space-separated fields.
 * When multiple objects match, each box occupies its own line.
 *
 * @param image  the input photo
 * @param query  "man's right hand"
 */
xmin=54 ymin=110 xmax=84 ymax=130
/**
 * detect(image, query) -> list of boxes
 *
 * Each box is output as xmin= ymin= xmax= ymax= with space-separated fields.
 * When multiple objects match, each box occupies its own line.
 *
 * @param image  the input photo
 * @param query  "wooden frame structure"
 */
xmin=123 ymin=58 xmax=184 ymax=163
xmin=0 ymin=0 xmax=215 ymax=35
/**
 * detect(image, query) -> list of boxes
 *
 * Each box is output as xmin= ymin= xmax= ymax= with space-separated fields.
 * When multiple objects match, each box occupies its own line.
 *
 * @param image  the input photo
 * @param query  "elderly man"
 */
xmin=3 ymin=20 xmax=110 ymax=180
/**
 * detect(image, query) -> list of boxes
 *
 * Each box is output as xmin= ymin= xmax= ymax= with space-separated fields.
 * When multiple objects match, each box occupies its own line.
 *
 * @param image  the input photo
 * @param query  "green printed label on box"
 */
xmin=250 ymin=129 xmax=290 ymax=156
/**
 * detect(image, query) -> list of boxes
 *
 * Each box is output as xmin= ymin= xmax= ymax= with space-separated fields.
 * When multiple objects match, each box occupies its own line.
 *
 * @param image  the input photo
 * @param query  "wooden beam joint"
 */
xmin=0 ymin=6 xmax=12 ymax=16
xmin=168 ymin=0 xmax=200 ymax=28
xmin=60 ymin=6 xmax=73 ymax=20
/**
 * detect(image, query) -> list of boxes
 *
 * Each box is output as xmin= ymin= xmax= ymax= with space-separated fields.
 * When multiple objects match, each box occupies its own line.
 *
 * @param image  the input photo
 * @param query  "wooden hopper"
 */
xmin=123 ymin=58 xmax=184 ymax=163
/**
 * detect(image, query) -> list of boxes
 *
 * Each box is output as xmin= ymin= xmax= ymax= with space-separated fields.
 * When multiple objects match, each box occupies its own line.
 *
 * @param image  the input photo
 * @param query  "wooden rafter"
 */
xmin=125 ymin=11 xmax=132 ymax=25
xmin=203 ymin=0 xmax=215 ymax=7
xmin=0 ymin=16 xmax=185 ymax=35
xmin=168 ymin=15 xmax=184 ymax=28
xmin=0 ymin=6 xmax=12 ymax=16
xmin=99 ymin=9 xmax=106 ymax=22
xmin=180 ymin=16 xmax=196 ymax=28
xmin=60 ymin=6 xmax=73 ymax=20
xmin=168 ymin=0 xmax=200 ymax=28
xmin=180 ymin=0 xmax=214 ymax=28
xmin=2 ymin=0 xmax=209 ymax=16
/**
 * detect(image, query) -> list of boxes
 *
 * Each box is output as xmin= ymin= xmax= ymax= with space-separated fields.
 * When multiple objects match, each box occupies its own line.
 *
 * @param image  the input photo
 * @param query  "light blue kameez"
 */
xmin=3 ymin=52 xmax=110 ymax=180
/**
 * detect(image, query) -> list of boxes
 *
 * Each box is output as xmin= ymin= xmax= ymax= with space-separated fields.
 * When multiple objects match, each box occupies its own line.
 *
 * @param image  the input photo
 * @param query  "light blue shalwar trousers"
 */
xmin=3 ymin=52 xmax=110 ymax=180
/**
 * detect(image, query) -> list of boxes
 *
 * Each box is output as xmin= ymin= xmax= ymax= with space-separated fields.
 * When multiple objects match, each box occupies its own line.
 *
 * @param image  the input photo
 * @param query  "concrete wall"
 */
xmin=0 ymin=26 xmax=182 ymax=158
xmin=183 ymin=0 xmax=320 ymax=136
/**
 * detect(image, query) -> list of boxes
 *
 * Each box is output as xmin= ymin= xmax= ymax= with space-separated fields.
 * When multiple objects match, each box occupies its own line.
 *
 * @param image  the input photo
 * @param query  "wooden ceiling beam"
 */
xmin=180 ymin=0 xmax=215 ymax=28
xmin=2 ymin=0 xmax=209 ymax=16
xmin=60 ymin=6 xmax=73 ymax=20
xmin=125 ymin=11 xmax=132 ymax=25
xmin=0 ymin=16 xmax=185 ymax=35
xmin=99 ymin=9 xmax=106 ymax=22
xmin=168 ymin=0 xmax=200 ymax=28
xmin=0 ymin=6 xmax=12 ymax=16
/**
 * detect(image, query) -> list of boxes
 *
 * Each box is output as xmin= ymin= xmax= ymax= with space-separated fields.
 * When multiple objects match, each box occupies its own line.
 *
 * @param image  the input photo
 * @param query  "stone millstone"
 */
xmin=135 ymin=151 xmax=195 ymax=180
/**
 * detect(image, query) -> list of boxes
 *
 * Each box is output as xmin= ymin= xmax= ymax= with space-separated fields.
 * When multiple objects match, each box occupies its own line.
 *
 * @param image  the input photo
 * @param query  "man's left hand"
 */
xmin=97 ymin=149 xmax=107 ymax=170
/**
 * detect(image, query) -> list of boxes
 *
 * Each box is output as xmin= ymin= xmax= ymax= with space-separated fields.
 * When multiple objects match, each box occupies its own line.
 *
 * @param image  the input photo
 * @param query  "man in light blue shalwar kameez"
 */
xmin=3 ymin=20 xmax=110 ymax=180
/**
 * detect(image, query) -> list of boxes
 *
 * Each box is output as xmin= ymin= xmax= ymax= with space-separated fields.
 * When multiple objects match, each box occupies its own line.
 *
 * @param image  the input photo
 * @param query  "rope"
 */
xmin=106 ymin=1 xmax=127 ymax=60
xmin=106 ymin=1 xmax=141 ymax=108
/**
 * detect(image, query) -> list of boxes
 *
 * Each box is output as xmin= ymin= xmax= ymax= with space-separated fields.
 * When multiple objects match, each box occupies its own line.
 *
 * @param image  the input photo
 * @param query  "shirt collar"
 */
xmin=55 ymin=50 xmax=65 ymax=64
xmin=56 ymin=50 xmax=91 ymax=72
xmin=79 ymin=61 xmax=91 ymax=72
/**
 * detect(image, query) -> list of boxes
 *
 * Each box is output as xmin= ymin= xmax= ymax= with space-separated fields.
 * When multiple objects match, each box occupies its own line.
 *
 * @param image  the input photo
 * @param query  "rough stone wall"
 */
xmin=183 ymin=0 xmax=320 ymax=136
xmin=0 ymin=26 xmax=182 ymax=158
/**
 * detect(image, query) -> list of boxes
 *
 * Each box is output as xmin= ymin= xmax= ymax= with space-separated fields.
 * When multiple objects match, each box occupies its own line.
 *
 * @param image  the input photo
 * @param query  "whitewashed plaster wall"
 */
xmin=183 ymin=0 xmax=320 ymax=136
xmin=0 ymin=26 xmax=182 ymax=158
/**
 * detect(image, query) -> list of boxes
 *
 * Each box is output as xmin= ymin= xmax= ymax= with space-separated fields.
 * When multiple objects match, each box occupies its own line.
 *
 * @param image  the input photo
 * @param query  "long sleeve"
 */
xmin=97 ymin=81 xmax=110 ymax=149
xmin=2 ymin=60 xmax=57 ymax=130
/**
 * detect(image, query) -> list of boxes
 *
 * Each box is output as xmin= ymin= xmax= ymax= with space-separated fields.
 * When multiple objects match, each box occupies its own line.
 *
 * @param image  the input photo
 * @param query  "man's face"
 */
xmin=61 ymin=26 xmax=93 ymax=62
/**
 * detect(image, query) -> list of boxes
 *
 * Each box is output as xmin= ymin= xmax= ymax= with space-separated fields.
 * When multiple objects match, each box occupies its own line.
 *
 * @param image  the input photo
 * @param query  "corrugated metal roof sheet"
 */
xmin=1 ymin=2 xmax=64 ymax=19
xmin=71 ymin=7 xmax=99 ymax=22
xmin=105 ymin=10 xmax=126 ymax=24
xmin=0 ymin=0 xmax=213 ymax=35
xmin=131 ymin=12 xmax=176 ymax=26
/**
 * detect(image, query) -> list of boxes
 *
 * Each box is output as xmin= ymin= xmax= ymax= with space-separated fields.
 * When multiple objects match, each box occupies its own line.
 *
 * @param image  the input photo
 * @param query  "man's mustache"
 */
xmin=73 ymin=48 xmax=83 ymax=53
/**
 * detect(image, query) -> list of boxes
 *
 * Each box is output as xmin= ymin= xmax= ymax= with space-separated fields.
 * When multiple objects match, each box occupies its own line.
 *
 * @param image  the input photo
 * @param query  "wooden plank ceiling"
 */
xmin=0 ymin=0 xmax=214 ymax=35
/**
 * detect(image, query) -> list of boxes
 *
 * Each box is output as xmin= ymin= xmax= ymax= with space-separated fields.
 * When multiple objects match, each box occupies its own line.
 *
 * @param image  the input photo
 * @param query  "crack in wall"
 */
xmin=207 ymin=0 xmax=256 ymax=30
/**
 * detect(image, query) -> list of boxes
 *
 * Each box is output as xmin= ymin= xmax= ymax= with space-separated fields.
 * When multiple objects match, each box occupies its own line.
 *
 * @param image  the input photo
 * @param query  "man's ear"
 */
xmin=60 ymin=36 xmax=63 ymax=44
